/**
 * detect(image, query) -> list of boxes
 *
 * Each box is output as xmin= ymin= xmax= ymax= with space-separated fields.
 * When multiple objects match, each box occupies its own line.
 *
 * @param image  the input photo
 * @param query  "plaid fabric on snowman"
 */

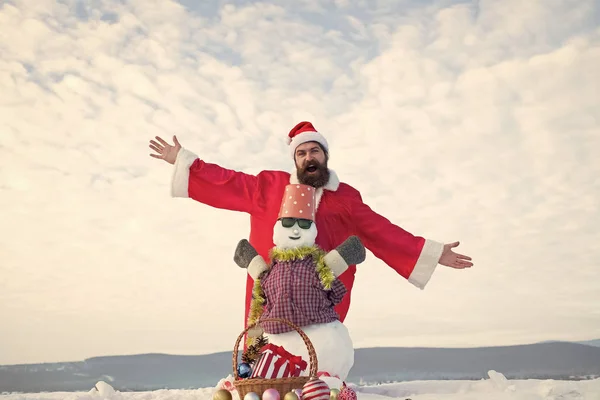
xmin=258 ymin=250 xmax=347 ymax=335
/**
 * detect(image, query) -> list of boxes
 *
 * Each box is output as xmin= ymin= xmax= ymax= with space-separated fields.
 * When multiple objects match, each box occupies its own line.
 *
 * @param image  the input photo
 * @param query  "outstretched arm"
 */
xmin=350 ymin=190 xmax=445 ymax=289
xmin=350 ymin=189 xmax=473 ymax=288
xmin=150 ymin=135 xmax=259 ymax=214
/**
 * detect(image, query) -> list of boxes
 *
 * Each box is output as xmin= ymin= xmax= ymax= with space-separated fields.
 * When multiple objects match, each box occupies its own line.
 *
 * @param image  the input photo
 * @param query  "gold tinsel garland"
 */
xmin=245 ymin=245 xmax=336 ymax=346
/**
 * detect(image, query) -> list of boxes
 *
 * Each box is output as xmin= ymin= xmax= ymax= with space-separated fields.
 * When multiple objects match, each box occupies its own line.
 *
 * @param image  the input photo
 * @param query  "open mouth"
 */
xmin=288 ymin=236 xmax=300 ymax=240
xmin=306 ymin=165 xmax=318 ymax=173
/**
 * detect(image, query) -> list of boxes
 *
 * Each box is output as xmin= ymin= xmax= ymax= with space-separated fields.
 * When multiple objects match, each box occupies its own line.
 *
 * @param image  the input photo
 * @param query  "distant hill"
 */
xmin=577 ymin=339 xmax=600 ymax=347
xmin=1 ymin=341 xmax=599 ymax=393
xmin=538 ymin=339 xmax=600 ymax=348
xmin=351 ymin=342 xmax=600 ymax=383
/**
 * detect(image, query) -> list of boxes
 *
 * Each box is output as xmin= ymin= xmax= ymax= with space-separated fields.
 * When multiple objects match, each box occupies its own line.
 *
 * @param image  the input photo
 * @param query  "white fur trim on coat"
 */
xmin=408 ymin=239 xmax=444 ymax=289
xmin=323 ymin=250 xmax=348 ymax=277
xmin=248 ymin=255 xmax=268 ymax=280
xmin=289 ymin=131 xmax=329 ymax=159
xmin=171 ymin=148 xmax=198 ymax=198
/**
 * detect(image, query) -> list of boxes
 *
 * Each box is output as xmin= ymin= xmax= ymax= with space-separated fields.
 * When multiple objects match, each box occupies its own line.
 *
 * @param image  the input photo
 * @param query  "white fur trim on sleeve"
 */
xmin=171 ymin=148 xmax=198 ymax=198
xmin=248 ymin=255 xmax=268 ymax=280
xmin=323 ymin=249 xmax=348 ymax=277
xmin=408 ymin=239 xmax=444 ymax=289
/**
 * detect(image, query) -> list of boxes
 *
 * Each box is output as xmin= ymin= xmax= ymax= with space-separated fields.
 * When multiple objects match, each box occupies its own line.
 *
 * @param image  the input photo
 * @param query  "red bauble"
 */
xmin=338 ymin=384 xmax=357 ymax=400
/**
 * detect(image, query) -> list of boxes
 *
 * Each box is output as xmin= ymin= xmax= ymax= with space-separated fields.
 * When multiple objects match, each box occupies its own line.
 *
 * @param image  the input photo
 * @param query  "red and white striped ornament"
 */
xmin=301 ymin=378 xmax=330 ymax=400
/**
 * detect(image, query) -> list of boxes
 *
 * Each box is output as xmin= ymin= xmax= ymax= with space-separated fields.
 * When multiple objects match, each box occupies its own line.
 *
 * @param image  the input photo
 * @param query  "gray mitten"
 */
xmin=324 ymin=235 xmax=366 ymax=277
xmin=336 ymin=235 xmax=366 ymax=266
xmin=234 ymin=239 xmax=268 ymax=279
xmin=234 ymin=239 xmax=258 ymax=269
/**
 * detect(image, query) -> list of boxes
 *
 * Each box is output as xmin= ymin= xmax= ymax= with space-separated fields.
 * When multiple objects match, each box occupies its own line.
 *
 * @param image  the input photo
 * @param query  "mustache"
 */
xmin=301 ymin=160 xmax=322 ymax=170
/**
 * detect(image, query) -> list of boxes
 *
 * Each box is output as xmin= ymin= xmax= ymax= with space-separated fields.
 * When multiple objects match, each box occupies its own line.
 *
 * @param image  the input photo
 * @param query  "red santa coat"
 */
xmin=172 ymin=148 xmax=444 ymax=326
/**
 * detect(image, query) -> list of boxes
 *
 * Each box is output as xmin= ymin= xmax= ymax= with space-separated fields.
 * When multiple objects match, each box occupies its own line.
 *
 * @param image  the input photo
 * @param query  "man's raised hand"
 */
xmin=149 ymin=135 xmax=181 ymax=165
xmin=439 ymin=241 xmax=473 ymax=269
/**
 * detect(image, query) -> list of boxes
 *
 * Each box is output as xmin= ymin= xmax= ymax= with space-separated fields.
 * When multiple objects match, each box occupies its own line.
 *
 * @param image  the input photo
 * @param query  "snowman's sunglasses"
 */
xmin=279 ymin=217 xmax=313 ymax=229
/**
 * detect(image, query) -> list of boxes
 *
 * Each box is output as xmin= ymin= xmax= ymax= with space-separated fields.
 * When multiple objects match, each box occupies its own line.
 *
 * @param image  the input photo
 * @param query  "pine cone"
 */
xmin=241 ymin=346 xmax=259 ymax=364
xmin=241 ymin=350 xmax=254 ymax=364
xmin=241 ymin=334 xmax=269 ymax=365
xmin=256 ymin=334 xmax=268 ymax=348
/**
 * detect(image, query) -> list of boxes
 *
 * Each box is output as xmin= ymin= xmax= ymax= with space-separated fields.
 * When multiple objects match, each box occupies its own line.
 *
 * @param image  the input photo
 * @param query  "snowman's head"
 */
xmin=273 ymin=217 xmax=318 ymax=249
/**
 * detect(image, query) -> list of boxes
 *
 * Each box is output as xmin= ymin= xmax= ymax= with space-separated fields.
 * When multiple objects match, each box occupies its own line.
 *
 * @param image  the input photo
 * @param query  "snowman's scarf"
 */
xmin=246 ymin=245 xmax=336 ymax=344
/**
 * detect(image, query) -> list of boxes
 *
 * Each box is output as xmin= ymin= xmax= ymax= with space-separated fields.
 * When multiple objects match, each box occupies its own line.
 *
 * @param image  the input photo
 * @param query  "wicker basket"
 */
xmin=232 ymin=318 xmax=318 ymax=399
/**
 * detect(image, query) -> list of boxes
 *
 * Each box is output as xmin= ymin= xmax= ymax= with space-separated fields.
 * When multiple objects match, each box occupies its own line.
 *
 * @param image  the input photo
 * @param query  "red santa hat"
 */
xmin=287 ymin=121 xmax=329 ymax=159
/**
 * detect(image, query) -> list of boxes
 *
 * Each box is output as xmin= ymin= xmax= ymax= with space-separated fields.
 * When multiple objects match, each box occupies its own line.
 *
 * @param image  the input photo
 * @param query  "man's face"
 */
xmin=294 ymin=141 xmax=329 ymax=188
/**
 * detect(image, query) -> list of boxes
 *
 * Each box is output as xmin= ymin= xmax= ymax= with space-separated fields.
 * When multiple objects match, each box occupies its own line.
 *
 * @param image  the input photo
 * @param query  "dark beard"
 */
xmin=296 ymin=159 xmax=330 ymax=188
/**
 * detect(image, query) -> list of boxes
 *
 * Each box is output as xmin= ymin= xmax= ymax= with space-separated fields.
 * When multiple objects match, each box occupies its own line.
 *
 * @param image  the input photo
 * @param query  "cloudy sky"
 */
xmin=1 ymin=0 xmax=599 ymax=365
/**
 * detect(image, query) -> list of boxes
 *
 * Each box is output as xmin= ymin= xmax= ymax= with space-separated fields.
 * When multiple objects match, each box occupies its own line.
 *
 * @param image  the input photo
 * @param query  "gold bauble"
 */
xmin=330 ymin=388 xmax=340 ymax=400
xmin=213 ymin=389 xmax=233 ymax=400
xmin=284 ymin=391 xmax=299 ymax=400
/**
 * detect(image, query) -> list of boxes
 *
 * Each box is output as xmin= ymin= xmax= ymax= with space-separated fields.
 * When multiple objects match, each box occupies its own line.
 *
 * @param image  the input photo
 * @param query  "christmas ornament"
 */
xmin=237 ymin=362 xmax=252 ymax=378
xmin=284 ymin=390 xmax=299 ymax=400
xmin=213 ymin=389 xmax=233 ymax=400
xmin=249 ymin=343 xmax=307 ymax=379
xmin=244 ymin=392 xmax=260 ymax=400
xmin=338 ymin=384 xmax=357 ymax=400
xmin=262 ymin=388 xmax=281 ymax=400
xmin=330 ymin=388 xmax=340 ymax=400
xmin=302 ymin=378 xmax=330 ymax=400
xmin=242 ymin=334 xmax=268 ymax=363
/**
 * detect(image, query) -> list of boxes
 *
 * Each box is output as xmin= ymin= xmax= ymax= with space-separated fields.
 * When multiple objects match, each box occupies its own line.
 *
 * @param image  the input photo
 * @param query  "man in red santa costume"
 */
xmin=149 ymin=121 xmax=473 ymax=331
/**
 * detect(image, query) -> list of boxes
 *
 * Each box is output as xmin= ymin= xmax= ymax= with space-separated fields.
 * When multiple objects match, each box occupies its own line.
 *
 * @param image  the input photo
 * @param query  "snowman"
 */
xmin=234 ymin=183 xmax=366 ymax=389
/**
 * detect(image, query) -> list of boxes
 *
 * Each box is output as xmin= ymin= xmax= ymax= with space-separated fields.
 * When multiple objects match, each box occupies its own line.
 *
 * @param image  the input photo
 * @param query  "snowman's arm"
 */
xmin=327 ymin=278 xmax=347 ymax=305
xmin=323 ymin=236 xmax=367 ymax=277
xmin=234 ymin=239 xmax=268 ymax=279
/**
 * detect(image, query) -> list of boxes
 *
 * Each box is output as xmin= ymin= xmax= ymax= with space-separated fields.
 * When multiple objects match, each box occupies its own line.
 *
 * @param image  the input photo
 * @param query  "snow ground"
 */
xmin=2 ymin=371 xmax=599 ymax=400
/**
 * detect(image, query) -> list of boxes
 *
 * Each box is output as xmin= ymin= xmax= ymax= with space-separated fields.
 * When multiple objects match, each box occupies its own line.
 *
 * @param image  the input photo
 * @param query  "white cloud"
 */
xmin=0 ymin=0 xmax=599 ymax=364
